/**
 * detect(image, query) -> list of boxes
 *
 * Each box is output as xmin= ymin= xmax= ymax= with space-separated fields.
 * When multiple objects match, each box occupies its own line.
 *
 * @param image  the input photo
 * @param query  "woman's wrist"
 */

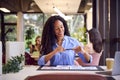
xmin=80 ymin=48 xmax=91 ymax=62
xmin=54 ymin=48 xmax=59 ymax=54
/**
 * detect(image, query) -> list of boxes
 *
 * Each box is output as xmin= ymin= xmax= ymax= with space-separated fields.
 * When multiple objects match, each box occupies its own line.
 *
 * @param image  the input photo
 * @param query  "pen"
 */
xmin=65 ymin=48 xmax=73 ymax=50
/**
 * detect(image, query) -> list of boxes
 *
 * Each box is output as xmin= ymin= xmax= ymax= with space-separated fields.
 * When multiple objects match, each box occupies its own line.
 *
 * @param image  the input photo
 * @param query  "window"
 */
xmin=5 ymin=25 xmax=17 ymax=41
xmin=4 ymin=14 xmax=17 ymax=23
xmin=24 ymin=13 xmax=86 ymax=49
xmin=67 ymin=14 xmax=87 ymax=44
xmin=24 ymin=13 xmax=44 ymax=48
xmin=2 ymin=13 xmax=17 ymax=41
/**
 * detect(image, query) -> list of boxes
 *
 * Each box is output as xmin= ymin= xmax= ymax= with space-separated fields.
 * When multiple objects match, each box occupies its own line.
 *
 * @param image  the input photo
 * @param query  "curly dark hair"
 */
xmin=88 ymin=28 xmax=103 ymax=53
xmin=40 ymin=16 xmax=70 ymax=55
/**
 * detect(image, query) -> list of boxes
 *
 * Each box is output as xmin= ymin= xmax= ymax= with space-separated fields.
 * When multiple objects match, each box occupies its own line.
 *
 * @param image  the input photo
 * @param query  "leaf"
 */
xmin=2 ymin=54 xmax=24 ymax=74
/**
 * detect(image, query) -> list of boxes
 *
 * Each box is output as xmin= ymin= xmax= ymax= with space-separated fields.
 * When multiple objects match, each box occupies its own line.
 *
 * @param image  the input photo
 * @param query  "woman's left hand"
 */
xmin=73 ymin=46 xmax=84 ymax=53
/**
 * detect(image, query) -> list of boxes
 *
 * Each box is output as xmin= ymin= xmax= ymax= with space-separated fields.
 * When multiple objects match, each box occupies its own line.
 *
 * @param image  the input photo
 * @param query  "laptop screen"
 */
xmin=112 ymin=51 xmax=120 ymax=75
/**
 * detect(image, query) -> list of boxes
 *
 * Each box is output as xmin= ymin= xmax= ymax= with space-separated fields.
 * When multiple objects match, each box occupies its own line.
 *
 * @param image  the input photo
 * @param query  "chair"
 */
xmin=76 ymin=51 xmax=103 ymax=66
xmin=25 ymin=52 xmax=37 ymax=65
xmin=25 ymin=73 xmax=107 ymax=80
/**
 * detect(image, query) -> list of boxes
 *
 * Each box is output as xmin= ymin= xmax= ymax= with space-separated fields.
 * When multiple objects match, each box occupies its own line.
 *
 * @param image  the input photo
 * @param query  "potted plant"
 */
xmin=2 ymin=54 xmax=24 ymax=74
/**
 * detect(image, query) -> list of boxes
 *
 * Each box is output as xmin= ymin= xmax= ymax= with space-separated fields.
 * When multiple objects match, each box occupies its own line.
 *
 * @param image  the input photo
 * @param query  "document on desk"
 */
xmin=40 ymin=65 xmax=101 ymax=71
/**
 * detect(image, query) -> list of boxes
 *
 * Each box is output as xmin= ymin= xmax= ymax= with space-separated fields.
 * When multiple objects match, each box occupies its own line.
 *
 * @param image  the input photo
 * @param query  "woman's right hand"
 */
xmin=55 ymin=46 xmax=64 ymax=53
xmin=45 ymin=46 xmax=64 ymax=63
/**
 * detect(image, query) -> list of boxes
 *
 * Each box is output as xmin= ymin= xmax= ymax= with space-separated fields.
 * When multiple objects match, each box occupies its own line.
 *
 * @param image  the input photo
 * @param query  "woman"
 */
xmin=85 ymin=28 xmax=103 ymax=54
xmin=38 ymin=16 xmax=92 ymax=66
xmin=76 ymin=28 xmax=103 ymax=66
xmin=25 ymin=36 xmax=41 ymax=65
xmin=30 ymin=35 xmax=41 ymax=54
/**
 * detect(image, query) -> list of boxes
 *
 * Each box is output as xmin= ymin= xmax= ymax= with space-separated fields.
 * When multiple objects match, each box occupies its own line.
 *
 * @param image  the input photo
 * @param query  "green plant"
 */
xmin=25 ymin=27 xmax=35 ymax=49
xmin=71 ymin=27 xmax=87 ymax=45
xmin=2 ymin=54 xmax=24 ymax=74
xmin=25 ymin=27 xmax=35 ymax=40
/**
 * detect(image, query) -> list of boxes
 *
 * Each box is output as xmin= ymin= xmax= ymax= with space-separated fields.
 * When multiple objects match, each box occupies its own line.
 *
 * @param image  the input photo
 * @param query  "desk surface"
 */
xmin=0 ymin=65 xmax=120 ymax=80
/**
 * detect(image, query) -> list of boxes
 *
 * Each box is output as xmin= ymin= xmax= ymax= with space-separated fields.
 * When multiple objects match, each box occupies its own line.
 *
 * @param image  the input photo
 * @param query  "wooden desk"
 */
xmin=1 ymin=65 xmax=120 ymax=80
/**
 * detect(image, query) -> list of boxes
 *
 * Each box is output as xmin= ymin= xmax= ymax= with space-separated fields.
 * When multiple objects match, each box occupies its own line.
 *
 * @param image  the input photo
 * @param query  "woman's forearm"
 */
xmin=44 ymin=49 xmax=58 ymax=63
xmin=44 ymin=46 xmax=65 ymax=63
xmin=82 ymin=50 xmax=91 ymax=62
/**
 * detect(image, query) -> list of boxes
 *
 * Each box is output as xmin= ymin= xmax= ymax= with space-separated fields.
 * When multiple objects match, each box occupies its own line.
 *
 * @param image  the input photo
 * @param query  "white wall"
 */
xmin=6 ymin=41 xmax=25 ymax=65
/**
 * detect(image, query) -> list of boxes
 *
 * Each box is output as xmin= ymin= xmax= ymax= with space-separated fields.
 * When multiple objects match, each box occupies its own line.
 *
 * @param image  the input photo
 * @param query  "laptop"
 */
xmin=96 ymin=51 xmax=120 ymax=80
xmin=112 ymin=51 xmax=120 ymax=75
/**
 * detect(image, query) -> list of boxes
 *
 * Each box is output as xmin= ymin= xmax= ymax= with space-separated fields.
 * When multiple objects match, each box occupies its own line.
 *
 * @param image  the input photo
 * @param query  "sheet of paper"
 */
xmin=83 ymin=66 xmax=98 ymax=70
xmin=41 ymin=65 xmax=98 ymax=70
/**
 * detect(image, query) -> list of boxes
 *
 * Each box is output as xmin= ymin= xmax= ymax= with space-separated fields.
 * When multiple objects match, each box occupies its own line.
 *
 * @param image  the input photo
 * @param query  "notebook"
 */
xmin=38 ymin=65 xmax=104 ymax=71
